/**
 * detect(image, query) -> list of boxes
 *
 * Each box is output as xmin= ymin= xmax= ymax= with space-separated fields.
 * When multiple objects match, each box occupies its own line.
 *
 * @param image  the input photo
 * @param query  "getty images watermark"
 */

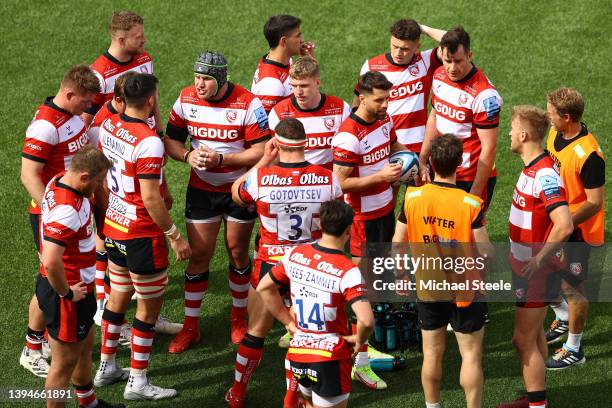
xmin=359 ymin=243 xmax=612 ymax=304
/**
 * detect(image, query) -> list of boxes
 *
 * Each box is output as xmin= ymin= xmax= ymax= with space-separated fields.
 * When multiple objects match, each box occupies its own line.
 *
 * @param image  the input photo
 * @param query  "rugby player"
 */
xmin=268 ymin=56 xmax=350 ymax=169
xmin=38 ymin=146 xmax=123 ymax=408
xmin=498 ymin=106 xmax=573 ymax=408
xmin=352 ymin=19 xmax=446 ymax=153
xmin=252 ymin=14 xmax=315 ymax=113
xmin=88 ymin=71 xmax=180 ymax=340
xmin=225 ymin=118 xmax=343 ymax=407
xmin=258 ymin=200 xmax=374 ymax=408
xmin=419 ymin=26 xmax=503 ymax=210
xmin=332 ymin=70 xmax=405 ymax=390
xmin=165 ymin=51 xmax=270 ymax=351
xmin=544 ymin=88 xmax=605 ymax=369
xmin=20 ymin=64 xmax=101 ymax=377
xmin=393 ymin=133 xmax=492 ymax=408
xmin=94 ymin=73 xmax=191 ymax=400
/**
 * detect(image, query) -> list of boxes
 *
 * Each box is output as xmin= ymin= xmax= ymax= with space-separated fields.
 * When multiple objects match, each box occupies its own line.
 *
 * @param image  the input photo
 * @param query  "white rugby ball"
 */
xmin=389 ymin=150 xmax=419 ymax=185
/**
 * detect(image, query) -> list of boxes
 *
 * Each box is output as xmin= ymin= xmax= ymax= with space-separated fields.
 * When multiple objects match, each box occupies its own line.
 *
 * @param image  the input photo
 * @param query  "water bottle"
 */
xmin=370 ymin=356 xmax=408 ymax=372
xmin=383 ymin=314 xmax=396 ymax=351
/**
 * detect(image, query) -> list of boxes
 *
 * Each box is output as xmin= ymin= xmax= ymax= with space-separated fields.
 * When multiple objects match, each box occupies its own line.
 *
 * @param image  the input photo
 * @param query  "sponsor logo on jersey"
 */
xmin=226 ymin=110 xmax=237 ymax=123
xmin=433 ymin=101 xmax=466 ymax=121
xmin=458 ymin=92 xmax=469 ymax=106
xmin=389 ymin=81 xmax=423 ymax=99
xmin=409 ymin=65 xmax=420 ymax=76
xmin=254 ymin=106 xmax=269 ymax=130
xmin=68 ymin=133 xmax=89 ymax=153
xmin=363 ymin=145 xmax=390 ymax=164
xmin=512 ymin=189 xmax=526 ymax=207
xmin=483 ymin=96 xmax=500 ymax=120
xmin=539 ymin=175 xmax=560 ymax=200
xmin=323 ymin=117 xmax=335 ymax=130
xmin=569 ymin=262 xmax=582 ymax=276
xmin=187 ymin=125 xmax=239 ymax=140
xmin=307 ymin=135 xmax=332 ymax=149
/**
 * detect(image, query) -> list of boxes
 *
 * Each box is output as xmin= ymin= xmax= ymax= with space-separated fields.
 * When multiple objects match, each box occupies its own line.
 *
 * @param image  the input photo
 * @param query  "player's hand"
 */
xmin=70 ymin=281 xmax=88 ymax=302
xmin=418 ymin=163 xmax=431 ymax=185
xmin=394 ymin=273 xmax=413 ymax=297
xmin=300 ymin=41 xmax=316 ymax=57
xmin=199 ymin=146 xmax=222 ymax=170
xmin=261 ymin=139 xmax=279 ymax=166
xmin=170 ymin=236 xmax=191 ymax=261
xmin=379 ymin=162 xmax=402 ymax=183
xmin=285 ymin=321 xmax=297 ymax=336
xmin=186 ymin=148 xmax=206 ymax=171
xmin=341 ymin=334 xmax=363 ymax=357
xmin=521 ymin=256 xmax=542 ymax=280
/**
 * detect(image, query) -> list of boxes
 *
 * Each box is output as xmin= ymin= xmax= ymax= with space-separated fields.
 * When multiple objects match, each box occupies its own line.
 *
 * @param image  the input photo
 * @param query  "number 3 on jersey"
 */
xmin=108 ymin=155 xmax=126 ymax=198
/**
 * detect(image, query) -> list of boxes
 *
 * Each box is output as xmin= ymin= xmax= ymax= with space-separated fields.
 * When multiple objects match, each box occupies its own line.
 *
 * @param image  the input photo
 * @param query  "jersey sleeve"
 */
xmin=238 ymin=169 xmax=259 ymax=204
xmin=43 ymin=204 xmax=80 ymax=246
xmin=85 ymin=70 xmax=106 ymax=115
xmin=340 ymin=266 xmax=367 ymax=305
xmin=534 ymin=167 xmax=568 ymax=212
xmin=331 ymin=173 xmax=343 ymax=199
xmin=86 ymin=125 xmax=101 ymax=149
xmin=423 ymin=48 xmax=442 ymax=72
xmin=269 ymin=247 xmax=295 ymax=286
xmin=341 ymin=101 xmax=351 ymax=122
xmin=134 ymin=136 xmax=164 ymax=179
xmin=472 ymin=88 xmax=502 ymax=129
xmin=22 ymin=119 xmax=58 ymax=163
xmin=251 ymin=77 xmax=286 ymax=112
xmin=166 ymin=96 xmax=189 ymax=143
xmin=332 ymin=132 xmax=360 ymax=167
xmin=267 ymin=107 xmax=280 ymax=135
xmin=580 ymin=152 xmax=605 ymax=189
xmin=244 ymin=97 xmax=272 ymax=145
xmin=353 ymin=60 xmax=370 ymax=95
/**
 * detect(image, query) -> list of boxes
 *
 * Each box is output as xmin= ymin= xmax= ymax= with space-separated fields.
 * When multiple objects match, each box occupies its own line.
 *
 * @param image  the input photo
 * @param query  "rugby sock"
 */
xmin=350 ymin=321 xmax=370 ymax=368
xmin=527 ymin=390 xmax=546 ymax=407
xmin=100 ymin=309 xmax=125 ymax=362
xmin=184 ymin=271 xmax=209 ymax=329
xmin=566 ymin=332 xmax=582 ymax=351
xmin=232 ymin=333 xmax=264 ymax=398
xmin=551 ymin=299 xmax=568 ymax=321
xmin=74 ymin=382 xmax=97 ymax=407
xmin=95 ymin=250 xmax=108 ymax=301
xmin=25 ymin=327 xmax=44 ymax=352
xmin=229 ymin=263 xmax=251 ymax=318
xmin=131 ymin=318 xmax=155 ymax=372
xmin=425 ymin=402 xmax=441 ymax=408
xmin=283 ymin=358 xmax=299 ymax=408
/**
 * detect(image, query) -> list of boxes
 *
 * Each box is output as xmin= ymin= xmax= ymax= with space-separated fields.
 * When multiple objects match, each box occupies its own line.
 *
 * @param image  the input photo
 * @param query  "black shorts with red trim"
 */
xmin=185 ymin=186 xmax=256 ymax=222
xmin=513 ymin=268 xmax=562 ymax=308
xmin=417 ymin=300 xmax=487 ymax=333
xmin=104 ymin=234 xmax=168 ymax=274
xmin=289 ymin=358 xmax=352 ymax=397
xmin=456 ymin=177 xmax=496 ymax=211
xmin=252 ymin=258 xmax=289 ymax=296
xmin=36 ymin=275 xmax=95 ymax=343
xmin=561 ymin=229 xmax=591 ymax=286
xmin=349 ymin=210 xmax=395 ymax=258
xmin=30 ymin=213 xmax=41 ymax=252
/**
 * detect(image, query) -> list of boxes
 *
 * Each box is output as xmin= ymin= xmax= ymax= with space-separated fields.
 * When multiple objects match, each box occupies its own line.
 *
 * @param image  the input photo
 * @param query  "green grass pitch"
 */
xmin=0 ymin=1 xmax=611 ymax=406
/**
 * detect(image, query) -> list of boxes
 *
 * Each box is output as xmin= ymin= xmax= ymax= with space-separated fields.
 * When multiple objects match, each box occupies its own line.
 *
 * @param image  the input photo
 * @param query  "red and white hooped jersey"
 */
xmin=270 ymin=243 xmax=367 ymax=362
xmin=100 ymin=113 xmax=164 ymax=239
xmin=356 ymin=50 xmax=441 ymax=152
xmin=88 ymin=52 xmax=153 ymax=115
xmin=268 ymin=94 xmax=350 ymax=168
xmin=40 ymin=174 xmax=95 ymax=287
xmin=332 ymin=112 xmax=397 ymax=220
xmin=167 ymin=83 xmax=271 ymax=193
xmin=238 ymin=162 xmax=342 ymax=263
xmin=22 ymin=97 xmax=90 ymax=214
xmin=87 ymin=101 xmax=121 ymax=148
xmin=251 ymin=55 xmax=292 ymax=112
xmin=509 ymin=152 xmax=568 ymax=263
xmin=431 ymin=65 xmax=502 ymax=181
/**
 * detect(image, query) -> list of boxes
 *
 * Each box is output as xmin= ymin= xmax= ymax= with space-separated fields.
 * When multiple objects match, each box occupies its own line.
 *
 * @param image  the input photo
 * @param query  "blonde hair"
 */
xmin=511 ymin=105 xmax=550 ymax=141
xmin=109 ymin=11 xmax=143 ymax=34
xmin=289 ymin=56 xmax=320 ymax=79
xmin=61 ymin=65 xmax=101 ymax=94
xmin=547 ymin=87 xmax=584 ymax=122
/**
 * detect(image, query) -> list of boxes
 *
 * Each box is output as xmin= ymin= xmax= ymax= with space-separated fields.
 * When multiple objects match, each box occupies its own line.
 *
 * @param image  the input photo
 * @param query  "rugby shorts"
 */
xmin=417 ymin=300 xmax=488 ymax=333
xmin=36 ymin=275 xmax=95 ymax=342
xmin=104 ymin=233 xmax=168 ymax=274
xmin=290 ymin=359 xmax=352 ymax=400
xmin=456 ymin=176 xmax=497 ymax=211
xmin=561 ymin=229 xmax=591 ymax=286
xmin=185 ymin=186 xmax=256 ymax=223
xmin=349 ymin=210 xmax=395 ymax=258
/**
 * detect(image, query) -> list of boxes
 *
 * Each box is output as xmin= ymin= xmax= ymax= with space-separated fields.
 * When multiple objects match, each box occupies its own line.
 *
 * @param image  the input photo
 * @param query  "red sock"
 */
xmin=74 ymin=382 xmax=97 ymax=407
xmin=184 ymin=272 xmax=208 ymax=329
xmin=26 ymin=328 xmax=44 ymax=351
xmin=100 ymin=310 xmax=124 ymax=357
xmin=229 ymin=264 xmax=251 ymax=317
xmin=231 ymin=334 xmax=264 ymax=398
xmin=95 ymin=250 xmax=108 ymax=301
xmin=131 ymin=318 xmax=155 ymax=371
xmin=283 ymin=358 xmax=299 ymax=408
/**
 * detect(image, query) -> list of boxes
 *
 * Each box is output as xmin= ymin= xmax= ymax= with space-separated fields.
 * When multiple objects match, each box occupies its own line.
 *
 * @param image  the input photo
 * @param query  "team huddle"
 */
xmin=19 ymin=10 xmax=604 ymax=408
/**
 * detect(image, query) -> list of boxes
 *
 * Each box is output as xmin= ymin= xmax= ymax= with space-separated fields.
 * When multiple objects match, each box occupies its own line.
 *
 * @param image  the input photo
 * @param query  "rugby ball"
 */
xmin=389 ymin=151 xmax=419 ymax=185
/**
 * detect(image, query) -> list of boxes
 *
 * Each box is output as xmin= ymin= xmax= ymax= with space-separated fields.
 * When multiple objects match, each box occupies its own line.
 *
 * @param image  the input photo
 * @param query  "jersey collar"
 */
xmin=104 ymin=51 xmax=133 ymax=66
xmin=262 ymin=54 xmax=289 ymax=68
xmin=432 ymin=181 xmax=460 ymax=190
xmin=312 ymin=242 xmax=344 ymax=255
xmin=55 ymin=175 xmax=84 ymax=197
xmin=119 ymin=112 xmax=148 ymax=125
xmin=524 ymin=151 xmax=549 ymax=168
xmin=451 ymin=64 xmax=478 ymax=83
xmin=291 ymin=93 xmax=326 ymax=112
xmin=207 ymin=82 xmax=234 ymax=104
xmin=44 ymin=96 xmax=71 ymax=116
xmin=107 ymin=101 xmax=119 ymax=115
xmin=278 ymin=161 xmax=310 ymax=168
xmin=385 ymin=52 xmax=418 ymax=67
xmin=350 ymin=111 xmax=376 ymax=127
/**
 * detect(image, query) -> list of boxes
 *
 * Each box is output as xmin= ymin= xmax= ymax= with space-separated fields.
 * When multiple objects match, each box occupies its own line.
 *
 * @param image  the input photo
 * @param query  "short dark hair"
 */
xmin=123 ymin=73 xmax=158 ymax=108
xmin=430 ymin=134 xmax=463 ymax=178
xmin=113 ymin=71 xmax=137 ymax=100
xmin=70 ymin=145 xmax=112 ymax=177
xmin=275 ymin=118 xmax=305 ymax=151
xmin=358 ymin=71 xmax=393 ymax=95
xmin=390 ymin=19 xmax=421 ymax=41
xmin=264 ymin=14 xmax=301 ymax=48
xmin=440 ymin=26 xmax=470 ymax=54
xmin=320 ymin=201 xmax=354 ymax=237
